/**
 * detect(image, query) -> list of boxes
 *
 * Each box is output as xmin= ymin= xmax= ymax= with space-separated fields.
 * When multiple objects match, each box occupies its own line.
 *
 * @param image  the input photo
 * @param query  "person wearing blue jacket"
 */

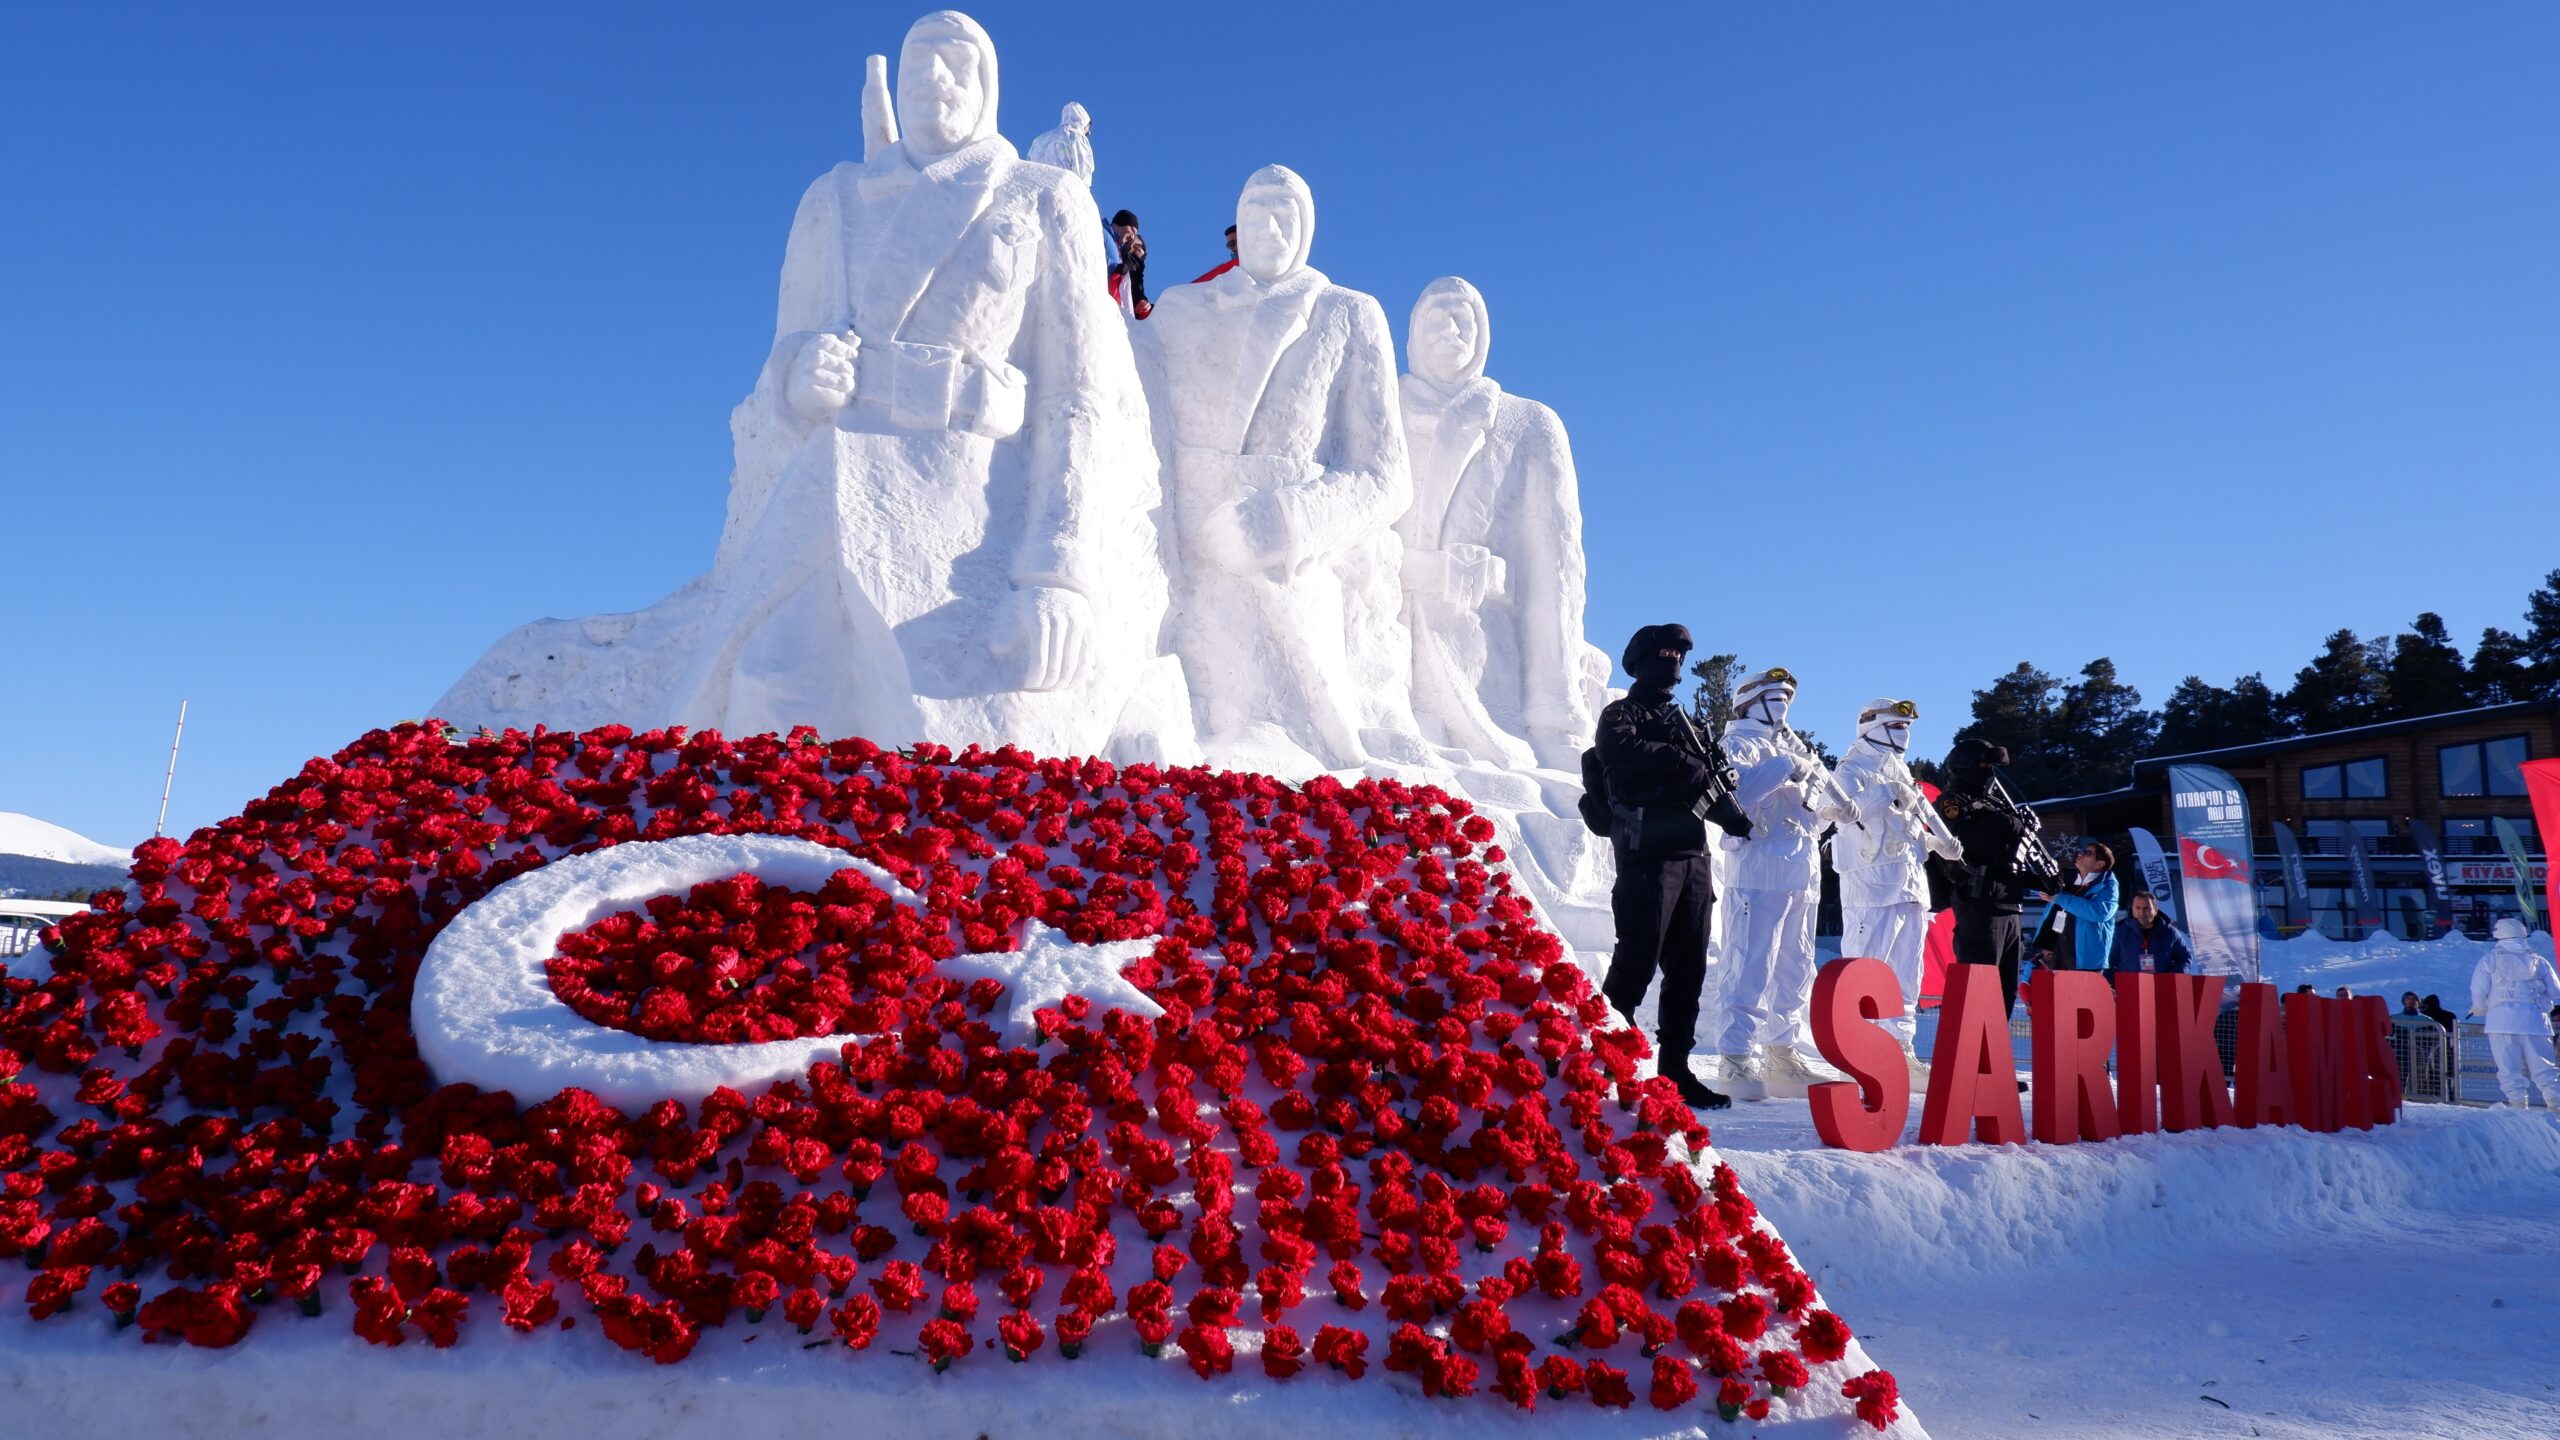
xmin=2107 ymin=890 xmax=2193 ymax=979
xmin=2030 ymin=841 xmax=2120 ymax=972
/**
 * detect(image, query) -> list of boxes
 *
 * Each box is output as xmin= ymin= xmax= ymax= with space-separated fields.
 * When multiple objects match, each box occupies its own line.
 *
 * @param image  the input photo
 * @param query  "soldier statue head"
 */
xmin=1408 ymin=276 xmax=1490 ymax=392
xmin=1235 ymin=165 xmax=1316 ymax=284
xmin=897 ymin=10 xmax=1000 ymax=159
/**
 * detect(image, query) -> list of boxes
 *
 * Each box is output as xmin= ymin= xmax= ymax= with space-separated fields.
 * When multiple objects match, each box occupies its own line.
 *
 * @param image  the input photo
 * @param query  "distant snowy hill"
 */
xmin=0 ymin=812 xmax=126 ymax=867
xmin=0 ymin=812 xmax=128 ymax=900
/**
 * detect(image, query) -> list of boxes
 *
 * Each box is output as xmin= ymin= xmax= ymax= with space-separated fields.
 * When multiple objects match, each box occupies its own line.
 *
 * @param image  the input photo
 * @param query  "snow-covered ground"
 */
xmin=0 ymin=810 xmax=126 ymax=867
xmin=1718 ymin=1098 xmax=2560 ymax=1439
xmin=2257 ymin=927 xmax=2556 ymax=1009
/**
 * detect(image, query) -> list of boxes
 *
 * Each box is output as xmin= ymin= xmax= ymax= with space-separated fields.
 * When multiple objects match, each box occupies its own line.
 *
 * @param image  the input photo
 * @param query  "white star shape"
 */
xmin=938 ymin=921 xmax=1164 ymax=1047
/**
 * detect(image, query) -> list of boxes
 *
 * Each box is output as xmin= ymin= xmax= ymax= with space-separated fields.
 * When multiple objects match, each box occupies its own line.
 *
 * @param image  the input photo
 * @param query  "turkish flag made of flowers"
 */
xmin=4 ymin=721 xmax=1897 ymax=1428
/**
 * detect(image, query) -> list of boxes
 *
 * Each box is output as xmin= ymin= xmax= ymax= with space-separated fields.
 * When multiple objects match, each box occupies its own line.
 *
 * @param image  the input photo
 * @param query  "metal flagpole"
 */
xmin=154 ymin=700 xmax=188 ymax=839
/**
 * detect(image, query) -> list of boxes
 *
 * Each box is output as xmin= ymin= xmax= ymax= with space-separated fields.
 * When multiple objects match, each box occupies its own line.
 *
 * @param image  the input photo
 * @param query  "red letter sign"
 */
xmin=2285 ymin=992 xmax=2343 ymax=1133
xmin=2156 ymin=974 xmax=2236 ymax=1132
xmin=2113 ymin=971 xmax=2162 ymax=1135
xmin=1810 ymin=956 xmax=1911 ymax=1152
xmin=2353 ymin=995 xmax=2402 ymax=1126
xmin=2235 ymin=982 xmax=2293 ymax=1128
xmin=2027 ymin=969 xmax=2119 ymax=1145
xmin=1918 ymin=963 xmax=2026 ymax=1146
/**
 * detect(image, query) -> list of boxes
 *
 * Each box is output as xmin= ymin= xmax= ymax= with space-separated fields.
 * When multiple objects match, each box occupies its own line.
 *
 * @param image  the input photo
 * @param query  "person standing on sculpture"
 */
xmin=1596 ymin=624 xmax=1752 ymax=1111
xmin=1828 ymin=697 xmax=1963 ymax=1086
xmin=1397 ymin=277 xmax=1610 ymax=772
xmin=1139 ymin=164 xmax=1420 ymax=772
xmin=1712 ymin=667 xmax=1859 ymax=1100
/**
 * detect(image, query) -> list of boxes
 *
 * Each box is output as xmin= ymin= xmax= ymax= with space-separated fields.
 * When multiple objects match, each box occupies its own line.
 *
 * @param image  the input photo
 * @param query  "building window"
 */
xmin=2303 ymin=757 xmax=2386 ymax=799
xmin=2440 ymin=735 xmax=2531 ymax=797
xmin=2303 ymin=818 xmax=2390 ymax=854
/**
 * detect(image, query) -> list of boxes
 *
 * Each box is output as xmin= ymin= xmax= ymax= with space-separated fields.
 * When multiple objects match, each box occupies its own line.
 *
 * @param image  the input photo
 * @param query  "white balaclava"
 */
xmin=2492 ymin=916 xmax=2528 ymax=943
xmin=1408 ymin=276 xmax=1491 ymax=392
xmin=897 ymin=10 xmax=1001 ymax=161
xmin=1736 ymin=667 xmax=1796 ymax=727
xmin=1057 ymin=101 xmax=1089 ymax=136
xmin=1857 ymin=697 xmax=1918 ymax=754
xmin=1236 ymin=164 xmax=1316 ymax=283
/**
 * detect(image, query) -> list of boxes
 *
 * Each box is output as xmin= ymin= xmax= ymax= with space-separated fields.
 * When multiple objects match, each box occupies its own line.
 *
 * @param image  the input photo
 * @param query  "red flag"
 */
xmin=2525 ymin=759 xmax=2560 ymax=927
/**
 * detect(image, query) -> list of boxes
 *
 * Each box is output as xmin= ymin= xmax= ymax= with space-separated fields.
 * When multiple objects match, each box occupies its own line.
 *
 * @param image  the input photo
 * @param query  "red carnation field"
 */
xmin=4 ymin=722 xmax=1902 ymax=1431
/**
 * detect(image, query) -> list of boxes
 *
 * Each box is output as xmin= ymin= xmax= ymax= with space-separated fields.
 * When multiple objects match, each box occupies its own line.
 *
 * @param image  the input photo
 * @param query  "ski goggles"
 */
xmin=1858 ymin=699 xmax=1919 ymax=722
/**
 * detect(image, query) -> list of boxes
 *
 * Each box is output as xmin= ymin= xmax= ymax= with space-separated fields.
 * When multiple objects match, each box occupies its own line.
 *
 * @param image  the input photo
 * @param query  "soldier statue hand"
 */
xmin=786 ymin=332 xmax=861 ymax=422
xmin=991 ymin=585 xmax=1095 ymax=692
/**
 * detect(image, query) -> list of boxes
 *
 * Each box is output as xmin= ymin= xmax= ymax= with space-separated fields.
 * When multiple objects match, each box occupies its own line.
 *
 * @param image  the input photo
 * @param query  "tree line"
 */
xmin=1942 ymin=568 xmax=2560 ymax=802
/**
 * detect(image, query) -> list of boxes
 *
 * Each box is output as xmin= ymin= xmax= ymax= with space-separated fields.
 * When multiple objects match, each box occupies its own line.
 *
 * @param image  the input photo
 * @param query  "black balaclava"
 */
xmin=1621 ymin=624 xmax=1692 ymax=693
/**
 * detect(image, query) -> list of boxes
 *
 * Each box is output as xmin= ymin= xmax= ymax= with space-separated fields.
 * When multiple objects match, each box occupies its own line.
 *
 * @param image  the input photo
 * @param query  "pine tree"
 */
xmin=2385 ymin=613 xmax=2470 ymax=718
xmin=2469 ymin=626 xmax=2536 ymax=705
xmin=2284 ymin=630 xmax=2392 ymax=732
xmin=2519 ymin=568 xmax=2560 ymax=700
xmin=2052 ymin=658 xmax=2157 ymax=793
xmin=1688 ymin=653 xmax=1742 ymax=734
xmin=1949 ymin=663 xmax=2064 ymax=796
xmin=2157 ymin=676 xmax=2286 ymax=755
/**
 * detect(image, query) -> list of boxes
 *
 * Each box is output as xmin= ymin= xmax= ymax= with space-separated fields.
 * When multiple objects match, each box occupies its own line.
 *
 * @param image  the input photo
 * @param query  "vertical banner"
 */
xmin=2126 ymin=827 xmax=2180 ymax=921
xmin=2524 ymin=760 xmax=2560 ymax=931
xmin=2406 ymin=818 xmax=2456 ymax=938
xmin=2342 ymin=829 xmax=2383 ymax=937
xmin=2171 ymin=764 xmax=2261 ymax=982
xmin=2493 ymin=816 xmax=2540 ymax=927
xmin=2270 ymin=822 xmax=2313 ymax=936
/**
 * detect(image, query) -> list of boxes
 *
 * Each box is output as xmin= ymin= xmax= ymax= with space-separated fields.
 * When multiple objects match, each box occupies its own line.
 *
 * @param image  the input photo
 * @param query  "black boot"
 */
xmin=1660 ymin=1048 xmax=1730 ymax=1110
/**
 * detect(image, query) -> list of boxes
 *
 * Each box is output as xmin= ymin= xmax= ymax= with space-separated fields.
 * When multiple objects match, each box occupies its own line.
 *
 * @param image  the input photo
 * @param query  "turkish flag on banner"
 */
xmin=2180 ymin=836 xmax=2250 ymax=882
xmin=2524 ymin=759 xmax=2560 ymax=927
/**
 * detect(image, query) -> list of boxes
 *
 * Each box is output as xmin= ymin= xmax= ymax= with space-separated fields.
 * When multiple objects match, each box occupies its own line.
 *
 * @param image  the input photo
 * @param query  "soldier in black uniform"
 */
xmin=1594 ymin=624 xmax=1754 ymax=1110
xmin=1934 ymin=738 xmax=2052 ymax=1017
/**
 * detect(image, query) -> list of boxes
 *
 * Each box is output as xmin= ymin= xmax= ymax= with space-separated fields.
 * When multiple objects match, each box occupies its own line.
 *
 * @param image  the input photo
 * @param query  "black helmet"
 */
xmin=1946 ymin=737 xmax=2010 ymax=771
xmin=1620 ymin=623 xmax=1694 ymax=675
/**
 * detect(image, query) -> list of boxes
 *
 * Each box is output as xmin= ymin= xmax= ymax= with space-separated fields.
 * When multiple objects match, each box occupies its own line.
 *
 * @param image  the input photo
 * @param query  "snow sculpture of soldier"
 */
xmin=1396 ymin=277 xmax=1611 ymax=772
xmin=1138 ymin=165 xmax=1421 ymax=775
xmin=1712 ymin=667 xmax=1858 ymax=1101
xmin=1827 ymin=697 xmax=1964 ymax=1086
xmin=433 ymin=11 xmax=1193 ymax=762
xmin=2468 ymin=916 xmax=2560 ymax=1110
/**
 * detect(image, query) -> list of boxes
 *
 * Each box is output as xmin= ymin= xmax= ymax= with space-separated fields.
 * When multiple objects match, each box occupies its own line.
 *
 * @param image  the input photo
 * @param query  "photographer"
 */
xmin=1934 ymin=737 xmax=2054 ymax=1018
xmin=1592 ymin=624 xmax=1753 ymax=1110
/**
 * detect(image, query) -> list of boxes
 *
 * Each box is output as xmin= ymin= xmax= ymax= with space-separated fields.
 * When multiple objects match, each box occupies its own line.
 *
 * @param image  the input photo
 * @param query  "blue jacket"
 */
xmin=2034 ymin=872 xmax=2119 ymax=971
xmin=2107 ymin=912 xmax=2192 ymax=976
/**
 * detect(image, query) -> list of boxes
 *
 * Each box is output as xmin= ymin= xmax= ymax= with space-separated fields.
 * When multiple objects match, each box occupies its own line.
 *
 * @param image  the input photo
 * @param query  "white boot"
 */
xmin=1903 ymin=1045 xmax=1931 ymax=1090
xmin=1761 ymin=1044 xmax=1824 ymax=1100
xmin=1719 ymin=1052 xmax=1768 ymax=1103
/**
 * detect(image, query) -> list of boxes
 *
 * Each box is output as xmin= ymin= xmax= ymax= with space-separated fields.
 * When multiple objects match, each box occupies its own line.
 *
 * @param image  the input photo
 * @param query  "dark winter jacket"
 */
xmin=2107 ymin=912 xmax=2193 ymax=976
xmin=1935 ymin=782 xmax=2039 ymax=914
xmin=1595 ymin=683 xmax=1750 ymax=860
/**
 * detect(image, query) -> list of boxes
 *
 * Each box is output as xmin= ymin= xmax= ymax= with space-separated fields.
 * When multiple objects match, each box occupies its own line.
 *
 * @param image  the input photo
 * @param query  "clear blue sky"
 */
xmin=4 ymin=2 xmax=2555 ymax=849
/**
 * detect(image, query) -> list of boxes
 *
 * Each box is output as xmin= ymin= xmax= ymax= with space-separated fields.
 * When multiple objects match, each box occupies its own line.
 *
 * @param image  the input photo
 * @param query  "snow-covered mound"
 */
xmin=0 ymin=723 xmax=1918 ymax=1438
xmin=2258 ymin=928 xmax=2555 ymax=1007
xmin=0 ymin=811 xmax=125 ymax=868
xmin=1711 ymin=1100 xmax=2560 ymax=1439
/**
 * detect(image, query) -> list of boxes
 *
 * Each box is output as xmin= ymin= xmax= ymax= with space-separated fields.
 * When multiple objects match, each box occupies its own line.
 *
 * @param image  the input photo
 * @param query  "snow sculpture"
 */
xmin=1714 ymin=667 xmax=1858 ymax=1100
xmin=433 ymin=11 xmax=1193 ymax=763
xmin=1137 ymin=165 xmax=1421 ymax=775
xmin=1397 ymin=277 xmax=1609 ymax=772
xmin=1827 ymin=698 xmax=1963 ymax=1084
xmin=1025 ymin=101 xmax=1093 ymax=185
